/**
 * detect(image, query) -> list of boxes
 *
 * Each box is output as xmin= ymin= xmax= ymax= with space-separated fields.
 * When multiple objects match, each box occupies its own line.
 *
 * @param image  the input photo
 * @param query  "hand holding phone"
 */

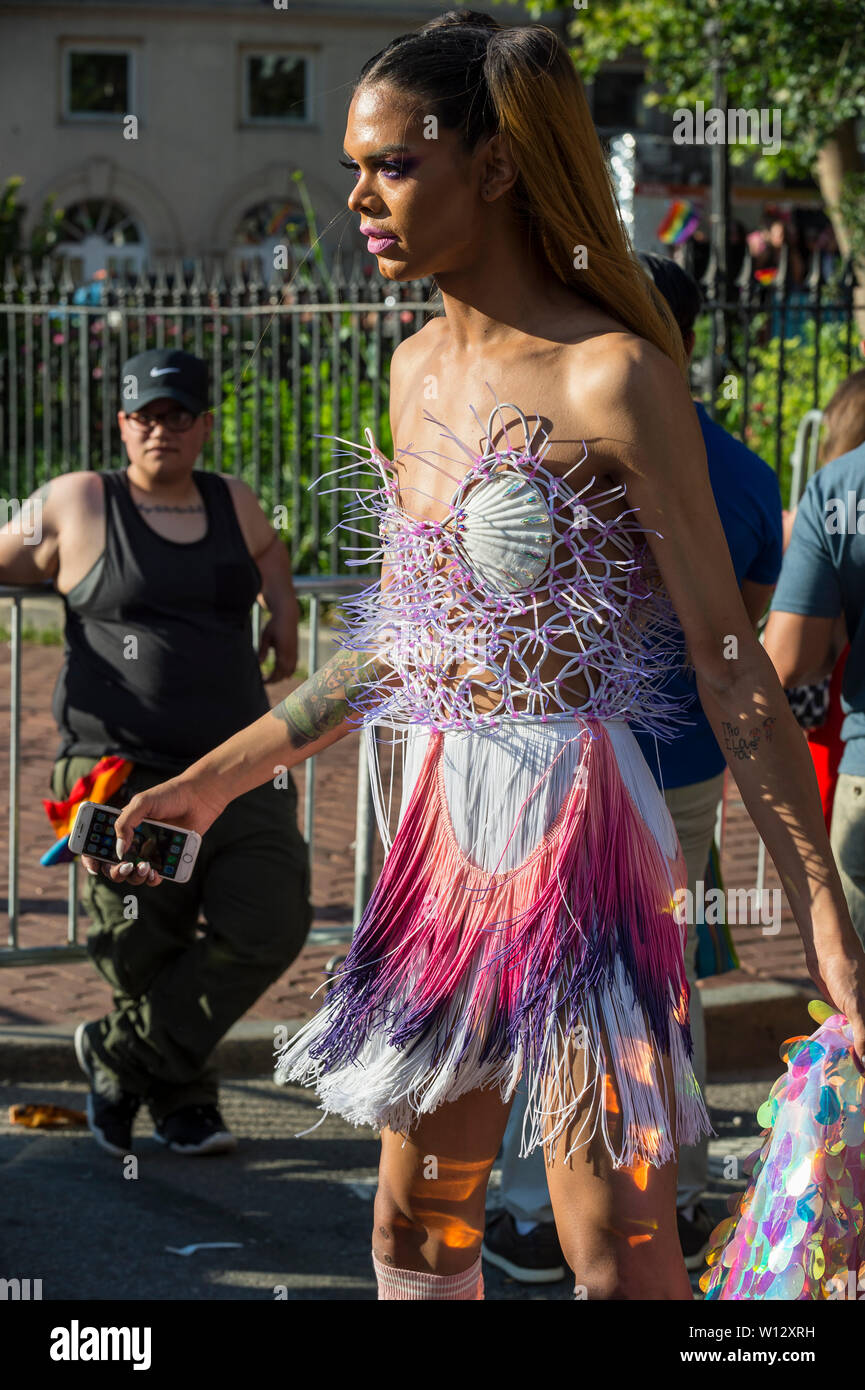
xmin=73 ymin=774 xmax=227 ymax=888
xmin=70 ymin=802 xmax=202 ymax=885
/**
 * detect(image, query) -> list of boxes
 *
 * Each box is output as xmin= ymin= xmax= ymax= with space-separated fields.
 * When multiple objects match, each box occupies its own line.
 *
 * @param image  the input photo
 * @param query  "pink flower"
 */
xmin=52 ymin=333 xmax=65 ymax=345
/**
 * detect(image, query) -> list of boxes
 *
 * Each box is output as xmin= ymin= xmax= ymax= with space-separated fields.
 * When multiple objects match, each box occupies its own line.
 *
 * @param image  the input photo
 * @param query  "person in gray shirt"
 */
xmin=764 ymin=435 xmax=865 ymax=945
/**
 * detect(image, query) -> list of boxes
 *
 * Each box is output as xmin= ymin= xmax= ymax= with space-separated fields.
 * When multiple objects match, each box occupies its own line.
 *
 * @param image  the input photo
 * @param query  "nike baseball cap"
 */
xmin=120 ymin=349 xmax=209 ymax=415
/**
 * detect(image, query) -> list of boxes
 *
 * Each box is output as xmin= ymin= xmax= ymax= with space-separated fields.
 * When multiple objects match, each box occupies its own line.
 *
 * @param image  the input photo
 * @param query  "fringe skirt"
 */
xmin=275 ymin=714 xmax=714 ymax=1169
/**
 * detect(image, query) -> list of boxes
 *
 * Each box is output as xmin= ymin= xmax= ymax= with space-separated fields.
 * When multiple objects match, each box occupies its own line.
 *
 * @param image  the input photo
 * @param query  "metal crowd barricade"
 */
xmin=0 ymin=573 xmax=373 ymax=966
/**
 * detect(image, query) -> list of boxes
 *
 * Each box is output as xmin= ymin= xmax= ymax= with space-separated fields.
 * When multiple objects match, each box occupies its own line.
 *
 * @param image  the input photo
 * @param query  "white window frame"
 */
xmin=240 ymin=48 xmax=314 ymax=127
xmin=61 ymin=41 xmax=138 ymax=123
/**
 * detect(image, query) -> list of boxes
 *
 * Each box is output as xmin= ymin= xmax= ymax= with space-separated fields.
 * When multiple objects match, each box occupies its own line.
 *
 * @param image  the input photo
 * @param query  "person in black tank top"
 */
xmin=54 ymin=467 xmax=271 ymax=771
xmin=43 ymin=350 xmax=313 ymax=1157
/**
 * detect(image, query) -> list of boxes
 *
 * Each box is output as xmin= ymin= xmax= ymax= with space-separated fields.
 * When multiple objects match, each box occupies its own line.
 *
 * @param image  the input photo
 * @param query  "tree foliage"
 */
xmin=1 ymin=176 xmax=65 ymax=267
xmin=502 ymin=0 xmax=865 ymax=182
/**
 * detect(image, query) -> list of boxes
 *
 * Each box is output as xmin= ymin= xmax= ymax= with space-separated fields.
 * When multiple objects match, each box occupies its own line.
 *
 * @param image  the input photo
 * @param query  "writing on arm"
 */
xmin=720 ymin=716 xmax=777 ymax=760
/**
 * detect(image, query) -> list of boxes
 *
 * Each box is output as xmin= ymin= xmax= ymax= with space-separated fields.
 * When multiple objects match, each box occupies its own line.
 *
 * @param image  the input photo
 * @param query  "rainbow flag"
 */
xmin=265 ymin=203 xmax=296 ymax=237
xmin=657 ymin=199 xmax=700 ymax=245
xmin=41 ymin=754 xmax=134 ymax=865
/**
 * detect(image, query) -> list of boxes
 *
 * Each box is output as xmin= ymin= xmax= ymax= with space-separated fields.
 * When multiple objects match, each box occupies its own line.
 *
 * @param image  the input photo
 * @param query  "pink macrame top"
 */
xmin=314 ymin=400 xmax=692 ymax=737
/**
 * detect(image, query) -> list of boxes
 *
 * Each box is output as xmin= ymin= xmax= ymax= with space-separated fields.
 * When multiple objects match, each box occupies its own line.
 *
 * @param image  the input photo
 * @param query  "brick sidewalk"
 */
xmin=0 ymin=642 xmax=810 ymax=1029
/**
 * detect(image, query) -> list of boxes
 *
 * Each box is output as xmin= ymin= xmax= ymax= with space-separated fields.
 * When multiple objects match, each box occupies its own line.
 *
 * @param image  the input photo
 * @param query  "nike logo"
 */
xmin=150 ymin=367 xmax=180 ymax=377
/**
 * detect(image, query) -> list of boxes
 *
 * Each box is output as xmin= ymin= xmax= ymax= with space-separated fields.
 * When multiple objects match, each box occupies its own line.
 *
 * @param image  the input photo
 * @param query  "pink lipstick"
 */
xmin=361 ymin=225 xmax=399 ymax=255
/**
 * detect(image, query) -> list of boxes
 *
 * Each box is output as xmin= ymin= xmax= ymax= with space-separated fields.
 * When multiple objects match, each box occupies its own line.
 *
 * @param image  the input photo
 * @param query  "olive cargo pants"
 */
xmin=53 ymin=755 xmax=313 ymax=1124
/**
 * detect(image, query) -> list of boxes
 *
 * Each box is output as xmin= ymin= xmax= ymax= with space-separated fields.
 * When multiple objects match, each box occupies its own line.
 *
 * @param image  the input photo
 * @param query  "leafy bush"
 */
xmin=693 ymin=315 xmax=859 ymax=503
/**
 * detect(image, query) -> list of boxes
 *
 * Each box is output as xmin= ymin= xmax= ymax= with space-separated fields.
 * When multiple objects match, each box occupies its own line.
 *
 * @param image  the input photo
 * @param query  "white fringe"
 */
xmin=275 ymin=951 xmax=713 ymax=1168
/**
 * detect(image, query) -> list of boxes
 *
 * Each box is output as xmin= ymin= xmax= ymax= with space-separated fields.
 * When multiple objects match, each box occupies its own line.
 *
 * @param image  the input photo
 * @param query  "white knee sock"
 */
xmin=372 ymin=1251 xmax=484 ymax=1300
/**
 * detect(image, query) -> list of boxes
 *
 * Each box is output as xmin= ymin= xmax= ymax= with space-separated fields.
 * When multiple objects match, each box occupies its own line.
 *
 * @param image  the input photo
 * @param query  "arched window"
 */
xmin=54 ymin=198 xmax=147 ymax=279
xmin=231 ymin=198 xmax=312 ymax=280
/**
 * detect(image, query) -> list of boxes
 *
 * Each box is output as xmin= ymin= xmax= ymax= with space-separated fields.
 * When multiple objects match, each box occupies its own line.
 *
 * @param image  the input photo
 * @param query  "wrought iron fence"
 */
xmin=0 ymin=253 xmax=441 ymax=577
xmin=0 ymin=247 xmax=858 ymax=523
xmin=1 ymin=247 xmax=862 ymax=522
xmin=681 ymin=242 xmax=858 ymax=496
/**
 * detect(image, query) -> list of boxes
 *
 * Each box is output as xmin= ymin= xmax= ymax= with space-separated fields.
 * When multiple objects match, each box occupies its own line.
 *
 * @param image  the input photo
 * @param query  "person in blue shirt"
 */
xmin=483 ymin=253 xmax=784 ymax=1286
xmin=764 ymin=436 xmax=865 ymax=946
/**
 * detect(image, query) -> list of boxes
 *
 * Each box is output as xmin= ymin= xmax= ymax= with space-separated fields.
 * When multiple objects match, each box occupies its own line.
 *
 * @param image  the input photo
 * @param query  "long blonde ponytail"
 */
xmin=485 ymin=25 xmax=687 ymax=375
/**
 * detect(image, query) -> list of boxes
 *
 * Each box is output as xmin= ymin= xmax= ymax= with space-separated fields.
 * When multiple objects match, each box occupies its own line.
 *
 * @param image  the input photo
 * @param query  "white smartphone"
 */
xmin=68 ymin=801 xmax=202 ymax=884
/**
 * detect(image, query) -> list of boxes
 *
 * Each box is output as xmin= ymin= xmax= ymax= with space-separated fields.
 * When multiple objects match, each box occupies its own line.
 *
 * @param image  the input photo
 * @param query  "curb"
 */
xmin=0 ymin=981 xmax=816 ymax=1085
xmin=703 ymin=978 xmax=816 ymax=1074
xmin=0 ymin=1019 xmax=306 ymax=1085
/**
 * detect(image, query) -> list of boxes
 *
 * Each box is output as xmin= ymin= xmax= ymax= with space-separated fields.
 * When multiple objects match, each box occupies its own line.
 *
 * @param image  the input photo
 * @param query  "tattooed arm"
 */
xmin=108 ymin=580 xmax=399 ymax=874
xmin=270 ymin=644 xmax=382 ymax=752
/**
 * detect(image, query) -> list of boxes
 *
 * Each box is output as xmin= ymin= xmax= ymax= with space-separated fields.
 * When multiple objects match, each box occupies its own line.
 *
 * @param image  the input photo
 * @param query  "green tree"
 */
xmin=502 ymin=0 xmax=865 ymax=309
xmin=0 ymin=175 xmax=64 ymax=267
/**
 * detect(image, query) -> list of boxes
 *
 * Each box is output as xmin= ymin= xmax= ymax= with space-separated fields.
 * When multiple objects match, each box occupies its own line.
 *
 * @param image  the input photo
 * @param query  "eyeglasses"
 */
xmin=126 ymin=408 xmax=199 ymax=433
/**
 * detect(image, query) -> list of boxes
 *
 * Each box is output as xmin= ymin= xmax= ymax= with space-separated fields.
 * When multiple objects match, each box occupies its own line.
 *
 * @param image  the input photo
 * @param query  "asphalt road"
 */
xmin=0 ymin=1072 xmax=776 ymax=1302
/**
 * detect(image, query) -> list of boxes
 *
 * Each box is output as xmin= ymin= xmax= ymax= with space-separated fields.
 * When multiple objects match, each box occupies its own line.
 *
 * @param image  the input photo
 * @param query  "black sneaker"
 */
xmin=482 ymin=1210 xmax=566 ymax=1284
xmin=73 ymin=1021 xmax=141 ymax=1157
xmin=153 ymin=1104 xmax=237 ymax=1156
xmin=677 ymin=1202 xmax=717 ymax=1271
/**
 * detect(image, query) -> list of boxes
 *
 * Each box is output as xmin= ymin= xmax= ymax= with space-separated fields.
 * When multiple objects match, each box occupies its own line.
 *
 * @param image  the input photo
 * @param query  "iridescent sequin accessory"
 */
xmin=312 ymin=396 xmax=692 ymax=737
xmin=701 ymin=1000 xmax=865 ymax=1300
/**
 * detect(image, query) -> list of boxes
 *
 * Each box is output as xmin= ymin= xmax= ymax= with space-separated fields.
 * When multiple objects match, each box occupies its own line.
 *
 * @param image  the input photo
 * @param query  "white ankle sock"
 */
xmin=372 ymin=1251 xmax=484 ymax=1300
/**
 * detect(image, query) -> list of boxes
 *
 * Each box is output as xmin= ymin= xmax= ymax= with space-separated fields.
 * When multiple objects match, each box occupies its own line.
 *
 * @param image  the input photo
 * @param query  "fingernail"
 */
xmin=85 ymin=865 xmax=98 ymax=876
xmin=137 ymin=862 xmax=147 ymax=874
xmin=115 ymin=839 xmax=125 ymax=859
xmin=118 ymin=862 xmax=133 ymax=876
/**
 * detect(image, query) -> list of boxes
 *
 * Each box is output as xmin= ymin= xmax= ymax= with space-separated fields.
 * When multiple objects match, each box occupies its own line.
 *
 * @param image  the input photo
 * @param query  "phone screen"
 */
xmin=83 ymin=807 xmax=189 ymax=879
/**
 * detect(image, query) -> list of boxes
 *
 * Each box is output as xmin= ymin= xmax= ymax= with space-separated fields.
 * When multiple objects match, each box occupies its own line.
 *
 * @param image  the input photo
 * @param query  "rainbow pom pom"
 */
xmin=700 ymin=1004 xmax=865 ymax=1300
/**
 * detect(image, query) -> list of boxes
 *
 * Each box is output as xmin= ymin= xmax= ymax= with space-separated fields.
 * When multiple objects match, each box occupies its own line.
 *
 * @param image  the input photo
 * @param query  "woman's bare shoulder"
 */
xmin=565 ymin=327 xmax=674 ymax=386
xmin=563 ymin=330 xmax=687 ymax=437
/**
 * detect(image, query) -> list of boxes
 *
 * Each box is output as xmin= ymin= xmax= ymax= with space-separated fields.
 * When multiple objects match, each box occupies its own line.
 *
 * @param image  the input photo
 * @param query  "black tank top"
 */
xmin=52 ymin=469 xmax=271 ymax=772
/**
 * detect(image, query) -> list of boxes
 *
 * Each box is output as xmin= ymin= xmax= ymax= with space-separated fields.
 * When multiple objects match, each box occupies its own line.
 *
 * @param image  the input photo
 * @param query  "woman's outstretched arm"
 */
xmin=91 ymin=629 xmax=396 ymax=886
xmin=579 ymin=336 xmax=865 ymax=1064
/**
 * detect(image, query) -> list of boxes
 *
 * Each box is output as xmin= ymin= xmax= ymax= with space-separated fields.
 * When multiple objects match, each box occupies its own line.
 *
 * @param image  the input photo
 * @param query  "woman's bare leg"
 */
xmin=543 ymin=1030 xmax=694 ymax=1301
xmin=374 ymin=1085 xmax=513 ymax=1275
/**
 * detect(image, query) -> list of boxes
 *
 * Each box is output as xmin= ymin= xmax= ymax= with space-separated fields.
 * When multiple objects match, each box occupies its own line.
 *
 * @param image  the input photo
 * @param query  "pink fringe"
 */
xmin=313 ymin=718 xmax=693 ymax=1097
